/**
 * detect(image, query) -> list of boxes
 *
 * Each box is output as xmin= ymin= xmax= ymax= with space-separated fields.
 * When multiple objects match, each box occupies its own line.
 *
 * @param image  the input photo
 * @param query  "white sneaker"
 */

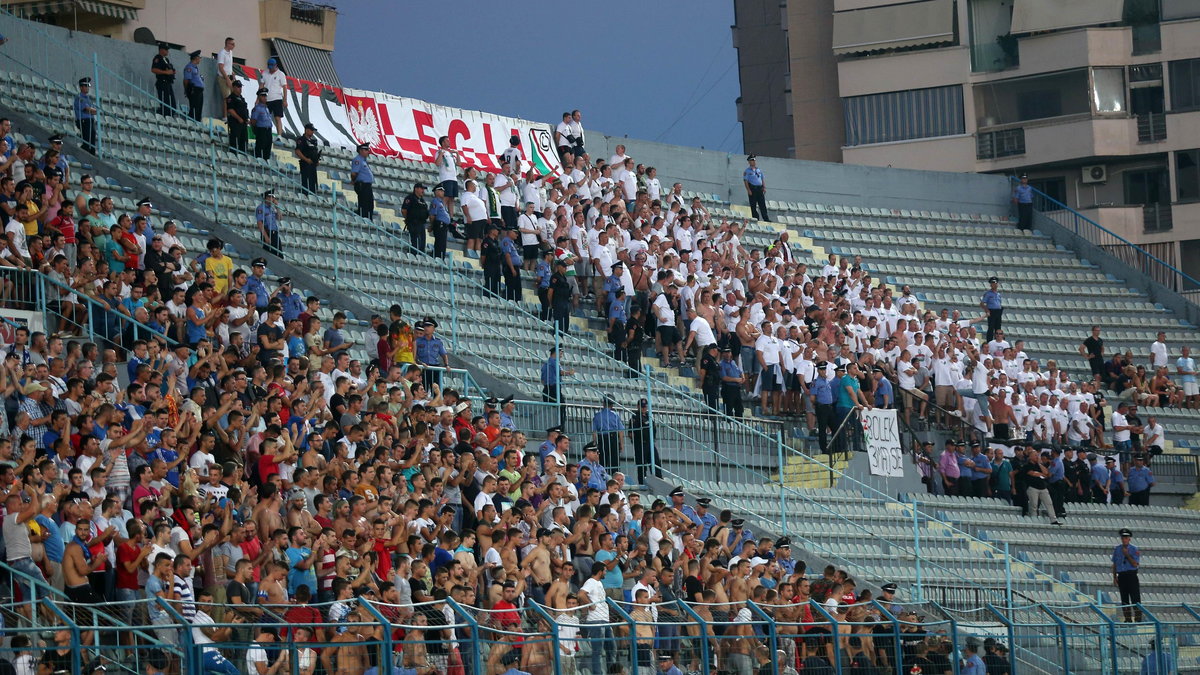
xmin=951 ymin=410 xmax=963 ymax=418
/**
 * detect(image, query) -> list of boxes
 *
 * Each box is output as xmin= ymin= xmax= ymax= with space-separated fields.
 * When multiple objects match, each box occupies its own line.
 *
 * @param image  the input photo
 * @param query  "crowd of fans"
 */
xmin=0 ymin=90 xmax=1192 ymax=675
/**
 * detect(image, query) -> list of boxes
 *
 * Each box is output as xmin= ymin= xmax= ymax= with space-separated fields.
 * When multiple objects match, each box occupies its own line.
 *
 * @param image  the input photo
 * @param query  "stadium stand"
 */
xmin=0 ymin=8 xmax=1199 ymax=675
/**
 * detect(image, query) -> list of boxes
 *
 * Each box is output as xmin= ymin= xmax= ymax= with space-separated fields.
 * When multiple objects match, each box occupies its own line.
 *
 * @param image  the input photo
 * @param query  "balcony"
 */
xmin=976 ymin=116 xmax=1141 ymax=168
xmin=1071 ymin=204 xmax=1175 ymax=238
xmin=259 ymin=0 xmax=336 ymax=50
xmin=976 ymin=128 xmax=1025 ymax=159
xmin=1144 ymin=203 xmax=1174 ymax=232
xmin=1138 ymin=112 xmax=1167 ymax=142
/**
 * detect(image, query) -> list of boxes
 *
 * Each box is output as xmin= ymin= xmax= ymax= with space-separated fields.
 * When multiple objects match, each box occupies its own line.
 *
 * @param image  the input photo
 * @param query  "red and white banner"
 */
xmin=233 ymin=65 xmax=563 ymax=177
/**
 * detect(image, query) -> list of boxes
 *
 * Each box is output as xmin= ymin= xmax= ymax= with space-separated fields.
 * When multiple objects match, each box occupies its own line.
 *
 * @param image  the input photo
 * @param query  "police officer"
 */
xmin=350 ymin=143 xmax=374 ymax=218
xmin=629 ymin=397 xmax=654 ymax=484
xmin=500 ymin=226 xmax=522 ymax=301
xmin=294 ymin=122 xmax=321 ymax=193
xmin=498 ymin=396 xmax=516 ymax=431
xmin=256 ymin=190 xmax=281 ymax=256
xmin=981 ymin=276 xmax=1003 ymax=343
xmin=401 ymin=183 xmax=430 ymax=254
xmin=719 ymin=347 xmax=745 ymax=418
xmin=479 ymin=224 xmax=504 ymax=297
xmin=183 ymin=50 xmax=204 ymax=122
xmin=742 ymin=154 xmax=769 ymax=221
xmin=694 ymin=498 xmax=718 ymax=540
xmin=609 ymin=288 xmax=628 ymax=363
xmin=592 ymin=394 xmax=625 ymax=470
xmin=699 ymin=343 xmax=721 ymax=412
xmin=74 ymin=77 xmax=97 ymax=154
xmin=1012 ymin=173 xmax=1034 ymax=230
xmin=428 ymin=185 xmax=451 ymax=259
xmin=535 ymin=248 xmax=554 ymax=321
xmin=549 ymin=260 xmax=572 ymax=334
xmin=151 ymin=42 xmax=177 ymax=117
xmin=251 ymin=87 xmax=273 ymax=160
xmin=224 ymin=79 xmax=248 ymax=152
xmin=672 ymin=486 xmax=699 ymax=527
xmin=809 ymin=361 xmax=835 ymax=453
xmin=45 ymin=135 xmax=69 ymax=183
xmin=1111 ymin=528 xmax=1143 ymax=623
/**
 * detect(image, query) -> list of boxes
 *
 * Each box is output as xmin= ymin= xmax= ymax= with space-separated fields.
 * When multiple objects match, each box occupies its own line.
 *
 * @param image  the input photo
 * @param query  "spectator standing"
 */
xmin=74 ymin=77 xmax=97 ymax=154
xmin=256 ymin=190 xmax=282 ymax=256
xmin=1012 ymin=173 xmax=1034 ymax=230
xmin=401 ymin=183 xmax=430 ymax=254
xmin=1024 ymin=449 xmax=1060 ymax=524
xmin=1149 ymin=331 xmax=1168 ymax=371
xmin=435 ymin=136 xmax=459 ymax=222
xmin=183 ymin=50 xmax=204 ymax=122
xmin=461 ymin=180 xmax=488 ymax=260
xmin=215 ymin=37 xmax=235 ymax=100
xmin=591 ymin=395 xmax=626 ymax=472
xmin=350 ymin=143 xmax=374 ymax=218
xmin=250 ymin=88 xmax=273 ymax=160
xmin=261 ymin=58 xmax=287 ymax=136
xmin=294 ymin=123 xmax=321 ymax=193
xmin=1080 ymin=325 xmax=1105 ymax=378
xmin=1142 ymin=639 xmax=1174 ymax=675
xmin=980 ymin=276 xmax=1003 ymax=342
xmin=1112 ymin=528 xmax=1143 ymax=623
xmin=555 ymin=112 xmax=574 ymax=158
xmin=151 ymin=42 xmax=177 ymax=117
xmin=1177 ymin=345 xmax=1198 ymax=408
xmin=742 ymin=155 xmax=769 ymax=222
xmin=225 ymin=80 xmax=248 ymax=152
xmin=570 ymin=109 xmax=586 ymax=157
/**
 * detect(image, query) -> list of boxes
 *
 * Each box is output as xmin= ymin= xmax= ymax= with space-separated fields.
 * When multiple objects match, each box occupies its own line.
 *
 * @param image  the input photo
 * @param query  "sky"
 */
xmin=330 ymin=0 xmax=743 ymax=154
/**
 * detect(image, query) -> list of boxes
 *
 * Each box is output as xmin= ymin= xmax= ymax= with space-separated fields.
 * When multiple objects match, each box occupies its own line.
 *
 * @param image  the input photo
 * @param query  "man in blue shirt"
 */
xmin=657 ymin=651 xmax=683 ymax=675
xmin=498 ymin=396 xmax=516 ymax=431
xmin=541 ymin=347 xmax=569 ymax=403
xmin=835 ymin=363 xmax=870 ymax=452
xmin=1112 ymin=528 xmax=1142 ymax=622
xmin=592 ymin=395 xmax=625 ymax=470
xmin=1012 ymin=173 xmax=1034 ymax=230
xmin=961 ymin=642 xmax=986 ymax=675
xmin=1142 ymin=639 xmax=1174 ymax=675
xmin=1126 ymin=454 xmax=1155 ymax=506
xmin=250 ymin=87 xmax=273 ymax=159
xmin=243 ymin=258 xmax=271 ymax=311
xmin=351 ymin=142 xmax=374 ymax=218
xmin=872 ymin=366 xmax=893 ymax=408
xmin=534 ymin=249 xmax=554 ymax=320
xmin=742 ymin=154 xmax=769 ymax=222
xmin=500 ymin=227 xmax=522 ymax=301
xmin=74 ymin=77 xmax=97 ymax=154
xmin=719 ymin=347 xmax=745 ymax=418
xmin=183 ymin=50 xmax=205 ymax=121
xmin=578 ymin=443 xmax=610 ymax=490
xmin=1089 ymin=453 xmax=1111 ymax=503
xmin=981 ymin=276 xmax=1003 ymax=343
xmin=256 ymin=190 xmax=282 ymax=256
xmin=695 ymin=497 xmax=718 ymax=540
xmin=273 ymin=277 xmax=304 ymax=322
xmin=428 ymin=185 xmax=451 ymax=259
xmin=809 ymin=361 xmax=835 ymax=453
xmin=968 ymin=442 xmax=992 ymax=498
xmin=414 ymin=319 xmax=448 ymax=389
xmin=1047 ymin=448 xmax=1067 ymax=518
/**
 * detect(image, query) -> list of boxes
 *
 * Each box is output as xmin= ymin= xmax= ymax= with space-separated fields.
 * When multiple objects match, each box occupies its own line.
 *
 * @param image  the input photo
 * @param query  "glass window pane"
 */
xmin=1178 ymin=150 xmax=1200 ymax=201
xmin=1092 ymin=67 xmax=1126 ymax=113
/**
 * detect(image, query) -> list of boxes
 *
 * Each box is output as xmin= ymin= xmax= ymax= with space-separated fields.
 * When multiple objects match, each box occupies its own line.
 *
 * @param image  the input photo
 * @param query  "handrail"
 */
xmin=1013 ymin=175 xmax=1200 ymax=299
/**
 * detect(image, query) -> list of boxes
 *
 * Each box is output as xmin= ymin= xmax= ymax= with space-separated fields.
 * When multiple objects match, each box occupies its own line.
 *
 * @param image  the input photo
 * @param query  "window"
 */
xmin=1091 ymin=67 xmax=1126 ymax=113
xmin=842 ymin=85 xmax=965 ymax=146
xmin=1169 ymin=58 xmax=1200 ymax=110
xmin=1177 ymin=150 xmax=1200 ymax=201
xmin=1124 ymin=168 xmax=1170 ymax=205
xmin=1163 ymin=0 xmax=1200 ymax=20
xmin=975 ymin=69 xmax=1091 ymax=127
xmin=1029 ymin=177 xmax=1067 ymax=205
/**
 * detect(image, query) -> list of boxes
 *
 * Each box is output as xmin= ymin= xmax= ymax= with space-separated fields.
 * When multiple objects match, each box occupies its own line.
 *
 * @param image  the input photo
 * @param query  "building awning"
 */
xmin=6 ymin=0 xmax=138 ymax=20
xmin=271 ymin=38 xmax=341 ymax=87
xmin=832 ymin=0 xmax=955 ymax=55
xmin=1010 ymin=0 xmax=1124 ymax=34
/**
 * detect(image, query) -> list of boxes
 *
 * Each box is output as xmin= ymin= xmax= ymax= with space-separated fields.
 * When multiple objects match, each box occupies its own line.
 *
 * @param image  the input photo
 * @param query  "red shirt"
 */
xmin=372 ymin=538 xmax=395 ymax=579
xmin=377 ymin=336 xmax=392 ymax=372
xmin=240 ymin=538 xmax=263 ymax=582
xmin=840 ymin=591 xmax=857 ymax=605
xmin=116 ymin=542 xmax=142 ymax=589
xmin=282 ymin=605 xmax=323 ymax=640
xmin=49 ymin=216 xmax=76 ymax=244
xmin=257 ymin=452 xmax=279 ymax=485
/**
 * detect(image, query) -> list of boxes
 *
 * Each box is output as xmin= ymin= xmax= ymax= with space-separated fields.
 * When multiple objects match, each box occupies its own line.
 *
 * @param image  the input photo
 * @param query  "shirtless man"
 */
xmin=546 ymin=561 xmax=574 ymax=609
xmin=521 ymin=528 xmax=556 ymax=603
xmin=260 ymin=560 xmax=289 ymax=606
xmin=454 ymin=530 xmax=478 ymax=577
xmin=286 ymin=490 xmax=321 ymax=536
xmin=324 ymin=605 xmax=382 ymax=675
xmin=63 ymin=519 xmax=107 ymax=603
xmin=255 ymin=483 xmax=285 ymax=542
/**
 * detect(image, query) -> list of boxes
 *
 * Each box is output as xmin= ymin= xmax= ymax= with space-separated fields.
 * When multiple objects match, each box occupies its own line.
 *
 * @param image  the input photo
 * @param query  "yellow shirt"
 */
xmin=205 ymin=254 xmax=234 ymax=294
xmin=20 ymin=200 xmax=39 ymax=236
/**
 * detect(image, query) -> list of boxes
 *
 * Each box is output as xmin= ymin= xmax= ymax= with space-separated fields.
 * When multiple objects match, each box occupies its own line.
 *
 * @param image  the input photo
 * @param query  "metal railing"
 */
xmin=977 ymin=128 xmax=1026 ymax=160
xmin=1143 ymin=202 xmax=1173 ymax=233
xmin=1137 ymin=111 xmax=1168 ymax=142
xmin=1019 ymin=177 xmax=1200 ymax=302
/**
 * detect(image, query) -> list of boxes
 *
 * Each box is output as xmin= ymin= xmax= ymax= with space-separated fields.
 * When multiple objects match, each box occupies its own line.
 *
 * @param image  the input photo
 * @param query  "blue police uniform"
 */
xmin=970 ymin=452 xmax=991 ymax=497
xmin=603 ymin=274 xmax=622 ymax=308
xmin=1014 ymin=181 xmax=1035 ymax=230
xmin=577 ymin=457 xmax=610 ymax=490
xmin=415 ymin=334 xmax=447 ymax=389
xmin=742 ymin=162 xmax=768 ymax=221
xmin=535 ymin=257 xmax=553 ymax=320
xmin=256 ymin=200 xmax=282 ymax=255
xmin=541 ymin=356 xmax=562 ymax=403
xmin=351 ymin=151 xmax=374 ymax=218
xmin=1091 ymin=462 xmax=1111 ymax=502
xmin=592 ymin=406 xmax=625 ymax=469
xmin=697 ymin=511 xmax=718 ymax=540
xmin=428 ymin=191 xmax=451 ymax=259
xmin=982 ymin=285 xmax=1003 ymax=342
xmin=498 ymin=412 xmax=515 ymax=430
xmin=278 ymin=290 xmax=304 ymax=322
xmin=183 ymin=59 xmax=204 ymax=122
xmin=251 ymin=99 xmax=273 ymax=159
xmin=500 ymin=235 xmax=522 ymax=301
xmin=74 ymin=82 xmax=97 ymax=153
xmin=719 ymin=358 xmax=745 ymax=418
xmin=242 ymin=275 xmax=270 ymax=311
xmin=1127 ymin=465 xmax=1154 ymax=506
xmin=1112 ymin=539 xmax=1142 ymax=621
xmin=679 ymin=503 xmax=701 ymax=528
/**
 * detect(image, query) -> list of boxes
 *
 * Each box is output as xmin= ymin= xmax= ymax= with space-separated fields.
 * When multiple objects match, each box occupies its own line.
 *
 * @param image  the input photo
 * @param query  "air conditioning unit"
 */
xmin=1082 ymin=165 xmax=1108 ymax=184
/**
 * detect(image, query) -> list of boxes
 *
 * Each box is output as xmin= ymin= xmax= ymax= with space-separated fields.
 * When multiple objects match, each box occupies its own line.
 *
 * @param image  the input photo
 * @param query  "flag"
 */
xmin=527 ymin=127 xmax=562 ymax=179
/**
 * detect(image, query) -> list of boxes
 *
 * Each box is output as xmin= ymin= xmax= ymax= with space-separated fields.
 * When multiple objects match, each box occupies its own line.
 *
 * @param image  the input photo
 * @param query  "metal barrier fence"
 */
xmin=2 ymin=586 xmax=1195 ymax=675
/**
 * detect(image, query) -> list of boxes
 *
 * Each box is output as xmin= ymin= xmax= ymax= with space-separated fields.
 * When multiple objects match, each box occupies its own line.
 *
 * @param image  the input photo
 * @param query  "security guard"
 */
xmin=295 ymin=122 xmax=321 ymax=193
xmin=273 ymin=276 xmax=304 ymax=323
xmin=350 ymin=143 xmax=374 ymax=218
xmin=251 ymin=87 xmax=273 ymax=160
xmin=549 ymin=260 xmax=572 ymax=334
xmin=401 ymin=183 xmax=430 ymax=254
xmin=45 ymin=135 xmax=69 ymax=183
xmin=183 ymin=50 xmax=204 ymax=122
xmin=1112 ymin=528 xmax=1142 ymax=623
xmin=256 ymin=190 xmax=281 ymax=256
xmin=500 ymin=226 xmax=522 ymax=301
xmin=609 ymin=288 xmax=628 ymax=363
xmin=775 ymin=537 xmax=796 ymax=576
xmin=535 ymin=249 xmax=554 ymax=321
xmin=591 ymin=394 xmax=625 ymax=470
xmin=719 ymin=347 xmax=745 ymax=418
xmin=479 ymin=225 xmax=504 ymax=296
xmin=694 ymin=497 xmax=718 ymax=540
xmin=628 ymin=397 xmax=655 ymax=484
xmin=604 ymin=261 xmax=624 ymax=311
xmin=74 ymin=77 xmax=97 ymax=154
xmin=428 ymin=185 xmax=451 ymax=259
xmin=981 ymin=276 xmax=1003 ymax=343
xmin=672 ymin=487 xmax=700 ymax=528
xmin=742 ymin=154 xmax=769 ymax=221
xmin=225 ymin=80 xmax=248 ymax=152
xmin=1012 ymin=173 xmax=1034 ymax=230
xmin=151 ymin=42 xmax=176 ymax=116
xmin=498 ymin=396 xmax=516 ymax=431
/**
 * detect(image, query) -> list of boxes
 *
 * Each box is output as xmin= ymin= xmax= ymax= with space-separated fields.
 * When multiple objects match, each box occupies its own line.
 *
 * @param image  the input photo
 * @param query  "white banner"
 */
xmin=862 ymin=408 xmax=905 ymax=478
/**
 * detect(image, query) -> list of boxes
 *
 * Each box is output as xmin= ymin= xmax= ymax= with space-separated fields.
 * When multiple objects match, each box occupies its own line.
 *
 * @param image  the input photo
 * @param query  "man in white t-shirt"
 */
xmin=653 ymin=284 xmax=683 ymax=367
xmin=580 ymin=561 xmax=611 ymax=675
xmin=260 ymin=58 xmax=287 ymax=135
xmin=459 ymin=180 xmax=488 ymax=259
xmin=1150 ymin=332 xmax=1169 ymax=369
xmin=555 ymin=112 xmax=575 ymax=157
xmin=755 ymin=321 xmax=783 ymax=416
xmin=215 ymin=37 xmax=235 ymax=98
xmin=607 ymin=144 xmax=627 ymax=170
